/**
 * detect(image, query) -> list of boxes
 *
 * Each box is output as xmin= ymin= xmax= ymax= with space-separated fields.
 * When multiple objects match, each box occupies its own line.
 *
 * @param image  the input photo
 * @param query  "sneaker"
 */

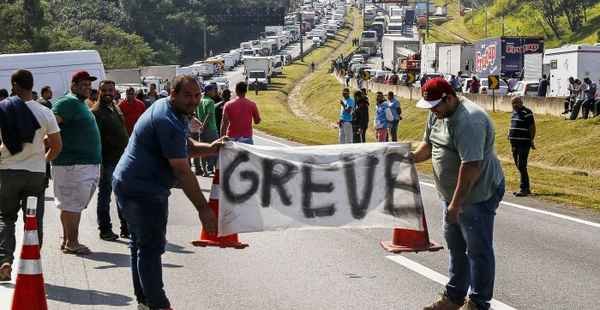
xmin=0 ymin=262 xmax=11 ymax=281
xmin=513 ymin=191 xmax=530 ymax=197
xmin=99 ymin=230 xmax=119 ymax=241
xmin=423 ymin=294 xmax=463 ymax=310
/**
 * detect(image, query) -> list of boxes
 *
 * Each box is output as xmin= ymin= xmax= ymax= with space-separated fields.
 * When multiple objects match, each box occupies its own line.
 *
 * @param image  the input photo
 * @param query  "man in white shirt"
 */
xmin=0 ymin=69 xmax=62 ymax=281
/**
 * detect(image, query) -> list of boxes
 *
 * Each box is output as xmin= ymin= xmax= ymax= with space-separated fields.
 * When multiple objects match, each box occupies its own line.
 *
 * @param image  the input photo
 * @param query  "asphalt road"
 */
xmin=1 ymin=132 xmax=599 ymax=310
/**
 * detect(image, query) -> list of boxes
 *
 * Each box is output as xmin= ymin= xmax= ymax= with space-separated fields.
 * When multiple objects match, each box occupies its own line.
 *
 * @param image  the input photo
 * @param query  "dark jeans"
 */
xmin=352 ymin=126 xmax=364 ymax=143
xmin=0 ymin=170 xmax=45 ymax=265
xmin=97 ymin=162 xmax=127 ymax=232
xmin=443 ymin=181 xmax=505 ymax=310
xmin=388 ymin=120 xmax=399 ymax=142
xmin=582 ymin=99 xmax=593 ymax=119
xmin=511 ymin=143 xmax=531 ymax=193
xmin=200 ymin=129 xmax=218 ymax=172
xmin=114 ymin=181 xmax=170 ymax=309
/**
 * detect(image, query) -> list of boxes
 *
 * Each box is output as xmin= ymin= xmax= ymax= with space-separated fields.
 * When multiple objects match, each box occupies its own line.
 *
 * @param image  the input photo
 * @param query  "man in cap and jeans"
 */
xmin=52 ymin=70 xmax=102 ymax=255
xmin=412 ymin=78 xmax=505 ymax=310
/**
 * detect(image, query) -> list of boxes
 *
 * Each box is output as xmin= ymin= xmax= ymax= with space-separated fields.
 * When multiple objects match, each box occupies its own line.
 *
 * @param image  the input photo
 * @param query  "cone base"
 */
xmin=11 ymin=274 xmax=47 ymax=310
xmin=191 ymin=239 xmax=249 ymax=249
xmin=380 ymin=240 xmax=443 ymax=253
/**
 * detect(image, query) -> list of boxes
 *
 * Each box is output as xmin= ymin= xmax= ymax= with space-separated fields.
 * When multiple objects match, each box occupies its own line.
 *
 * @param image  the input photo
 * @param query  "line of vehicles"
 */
xmin=0 ymin=0 xmax=351 ymax=98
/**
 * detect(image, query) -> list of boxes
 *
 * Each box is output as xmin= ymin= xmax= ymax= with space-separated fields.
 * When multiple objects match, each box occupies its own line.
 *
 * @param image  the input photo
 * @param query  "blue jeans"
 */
xmin=113 ymin=181 xmax=170 ymax=309
xmin=200 ymin=129 xmax=219 ymax=172
xmin=443 ymin=181 xmax=505 ymax=309
xmin=97 ymin=162 xmax=126 ymax=232
xmin=233 ymin=136 xmax=254 ymax=145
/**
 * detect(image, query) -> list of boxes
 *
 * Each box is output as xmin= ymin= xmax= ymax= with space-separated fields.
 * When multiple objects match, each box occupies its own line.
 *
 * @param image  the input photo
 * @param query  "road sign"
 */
xmin=488 ymin=75 xmax=500 ymax=90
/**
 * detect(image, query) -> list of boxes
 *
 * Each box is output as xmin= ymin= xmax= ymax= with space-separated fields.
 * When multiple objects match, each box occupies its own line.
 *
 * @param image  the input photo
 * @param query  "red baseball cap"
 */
xmin=416 ymin=78 xmax=454 ymax=109
xmin=71 ymin=70 xmax=97 ymax=83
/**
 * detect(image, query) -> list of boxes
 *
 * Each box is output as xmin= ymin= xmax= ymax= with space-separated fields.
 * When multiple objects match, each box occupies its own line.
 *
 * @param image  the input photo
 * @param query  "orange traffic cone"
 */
xmin=191 ymin=169 xmax=248 ymax=249
xmin=380 ymin=209 xmax=443 ymax=253
xmin=11 ymin=197 xmax=47 ymax=310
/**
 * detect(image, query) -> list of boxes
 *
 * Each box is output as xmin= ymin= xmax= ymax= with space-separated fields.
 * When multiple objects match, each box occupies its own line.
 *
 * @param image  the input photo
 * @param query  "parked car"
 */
xmin=508 ymin=81 xmax=540 ymax=97
xmin=479 ymin=78 xmax=509 ymax=96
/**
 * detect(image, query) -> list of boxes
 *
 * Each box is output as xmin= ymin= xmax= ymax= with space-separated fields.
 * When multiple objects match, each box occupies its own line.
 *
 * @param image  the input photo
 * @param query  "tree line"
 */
xmin=532 ymin=0 xmax=599 ymax=39
xmin=0 ymin=0 xmax=293 ymax=68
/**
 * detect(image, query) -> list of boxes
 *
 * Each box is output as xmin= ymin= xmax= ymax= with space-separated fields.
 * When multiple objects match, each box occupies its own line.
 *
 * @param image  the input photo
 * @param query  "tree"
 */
xmin=533 ymin=0 xmax=562 ymax=39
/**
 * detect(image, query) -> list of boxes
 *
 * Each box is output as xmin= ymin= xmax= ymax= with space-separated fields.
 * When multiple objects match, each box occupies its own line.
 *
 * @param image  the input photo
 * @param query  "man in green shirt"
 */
xmin=413 ymin=78 xmax=505 ymax=310
xmin=195 ymin=84 xmax=219 ymax=176
xmin=52 ymin=71 xmax=102 ymax=255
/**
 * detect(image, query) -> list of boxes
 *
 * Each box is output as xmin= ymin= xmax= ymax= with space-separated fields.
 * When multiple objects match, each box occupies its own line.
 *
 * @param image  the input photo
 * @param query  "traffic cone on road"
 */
xmin=11 ymin=197 xmax=48 ymax=310
xmin=380 ymin=210 xmax=443 ymax=253
xmin=191 ymin=169 xmax=248 ymax=249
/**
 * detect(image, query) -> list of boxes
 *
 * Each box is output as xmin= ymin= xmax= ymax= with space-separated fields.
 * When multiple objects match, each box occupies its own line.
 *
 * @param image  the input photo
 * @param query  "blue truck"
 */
xmin=474 ymin=37 xmax=544 ymax=78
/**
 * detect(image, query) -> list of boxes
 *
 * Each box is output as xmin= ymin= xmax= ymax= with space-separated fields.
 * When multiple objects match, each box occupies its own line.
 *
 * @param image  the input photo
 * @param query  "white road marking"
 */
xmin=253 ymin=135 xmax=292 ymax=148
xmin=254 ymin=135 xmax=600 ymax=230
xmin=419 ymin=181 xmax=600 ymax=229
xmin=386 ymin=255 xmax=517 ymax=310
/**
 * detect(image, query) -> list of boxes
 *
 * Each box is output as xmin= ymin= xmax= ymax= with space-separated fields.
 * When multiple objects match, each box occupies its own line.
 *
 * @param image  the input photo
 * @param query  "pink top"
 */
xmin=223 ymin=97 xmax=260 ymax=138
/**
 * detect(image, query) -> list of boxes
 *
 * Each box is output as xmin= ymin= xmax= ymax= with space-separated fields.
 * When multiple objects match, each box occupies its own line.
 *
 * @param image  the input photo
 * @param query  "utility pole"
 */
xmin=298 ymin=11 xmax=304 ymax=62
xmin=203 ymin=24 xmax=207 ymax=59
xmin=484 ymin=6 xmax=488 ymax=38
xmin=426 ymin=0 xmax=430 ymax=39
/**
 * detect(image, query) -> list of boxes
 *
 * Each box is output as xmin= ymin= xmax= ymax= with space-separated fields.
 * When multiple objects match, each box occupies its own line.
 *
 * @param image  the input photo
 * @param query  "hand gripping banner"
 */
xmin=217 ymin=142 xmax=427 ymax=237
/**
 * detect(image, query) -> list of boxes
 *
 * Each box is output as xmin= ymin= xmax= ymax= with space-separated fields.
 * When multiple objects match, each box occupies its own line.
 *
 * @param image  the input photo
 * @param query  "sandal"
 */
xmin=0 ymin=263 xmax=12 ymax=281
xmin=62 ymin=244 xmax=91 ymax=255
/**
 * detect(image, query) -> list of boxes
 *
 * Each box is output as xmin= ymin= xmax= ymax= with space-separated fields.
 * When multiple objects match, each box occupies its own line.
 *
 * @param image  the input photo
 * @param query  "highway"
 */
xmin=1 ymin=132 xmax=599 ymax=309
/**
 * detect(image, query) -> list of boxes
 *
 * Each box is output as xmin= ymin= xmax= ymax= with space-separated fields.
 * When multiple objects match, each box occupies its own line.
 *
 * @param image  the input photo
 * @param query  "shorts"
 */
xmin=52 ymin=164 xmax=100 ymax=213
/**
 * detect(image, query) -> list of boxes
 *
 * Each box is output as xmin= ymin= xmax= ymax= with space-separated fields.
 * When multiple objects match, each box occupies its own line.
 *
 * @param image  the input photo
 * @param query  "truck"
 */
xmin=0 ymin=50 xmax=105 ymax=101
xmin=270 ymin=55 xmax=284 ymax=76
xmin=264 ymin=25 xmax=284 ymax=37
xmin=382 ymin=34 xmax=420 ymax=72
xmin=359 ymin=30 xmax=379 ymax=56
xmin=421 ymin=43 xmax=455 ymax=75
xmin=189 ymin=62 xmax=216 ymax=78
xmin=243 ymin=56 xmax=272 ymax=90
xmin=266 ymin=36 xmax=284 ymax=51
xmin=474 ymin=36 xmax=544 ymax=79
xmin=438 ymin=44 xmax=474 ymax=76
xmin=544 ymin=44 xmax=600 ymax=97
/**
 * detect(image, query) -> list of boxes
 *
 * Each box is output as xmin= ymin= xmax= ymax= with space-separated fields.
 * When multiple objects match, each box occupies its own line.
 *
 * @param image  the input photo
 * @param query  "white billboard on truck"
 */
xmin=0 ymin=50 xmax=105 ymax=101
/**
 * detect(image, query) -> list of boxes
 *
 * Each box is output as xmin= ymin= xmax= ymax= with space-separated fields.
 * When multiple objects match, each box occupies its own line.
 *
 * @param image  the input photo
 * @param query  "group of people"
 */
xmin=564 ymin=76 xmax=600 ymax=119
xmin=0 ymin=67 xmax=261 ymax=309
xmin=338 ymin=88 xmax=402 ymax=144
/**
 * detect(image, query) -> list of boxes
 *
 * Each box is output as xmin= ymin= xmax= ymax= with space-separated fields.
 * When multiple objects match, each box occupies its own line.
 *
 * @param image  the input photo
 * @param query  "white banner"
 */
xmin=217 ymin=142 xmax=425 ymax=236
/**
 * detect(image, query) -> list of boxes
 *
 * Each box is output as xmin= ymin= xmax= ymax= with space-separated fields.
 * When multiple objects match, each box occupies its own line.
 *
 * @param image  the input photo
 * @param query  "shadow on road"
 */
xmin=0 ymin=283 xmax=14 ymax=288
xmin=83 ymin=252 xmax=183 ymax=269
xmin=46 ymin=283 xmax=133 ymax=306
xmin=165 ymin=243 xmax=194 ymax=254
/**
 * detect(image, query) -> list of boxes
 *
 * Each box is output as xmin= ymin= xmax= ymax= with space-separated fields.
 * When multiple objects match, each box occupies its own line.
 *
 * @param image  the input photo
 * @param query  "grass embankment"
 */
xmin=427 ymin=0 xmax=600 ymax=47
xmin=248 ymin=9 xmax=358 ymax=145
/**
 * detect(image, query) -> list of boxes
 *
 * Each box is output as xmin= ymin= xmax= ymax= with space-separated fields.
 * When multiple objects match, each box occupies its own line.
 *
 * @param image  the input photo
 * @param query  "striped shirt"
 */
xmin=509 ymin=107 xmax=534 ymax=144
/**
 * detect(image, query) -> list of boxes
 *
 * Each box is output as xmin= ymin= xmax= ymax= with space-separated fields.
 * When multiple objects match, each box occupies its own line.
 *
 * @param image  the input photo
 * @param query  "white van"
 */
xmin=0 ymin=50 xmax=105 ymax=102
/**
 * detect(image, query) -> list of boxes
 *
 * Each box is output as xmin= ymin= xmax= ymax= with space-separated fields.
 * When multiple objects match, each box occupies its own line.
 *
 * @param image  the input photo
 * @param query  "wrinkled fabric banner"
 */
xmin=217 ymin=142 xmax=425 ymax=236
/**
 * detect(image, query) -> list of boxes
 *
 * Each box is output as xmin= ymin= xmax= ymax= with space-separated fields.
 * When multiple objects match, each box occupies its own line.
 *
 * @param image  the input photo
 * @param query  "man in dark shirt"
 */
xmin=92 ymin=80 xmax=130 ymax=240
xmin=113 ymin=75 xmax=222 ymax=309
xmin=537 ymin=74 xmax=549 ymax=97
xmin=37 ymin=86 xmax=53 ymax=109
xmin=508 ymin=97 xmax=536 ymax=197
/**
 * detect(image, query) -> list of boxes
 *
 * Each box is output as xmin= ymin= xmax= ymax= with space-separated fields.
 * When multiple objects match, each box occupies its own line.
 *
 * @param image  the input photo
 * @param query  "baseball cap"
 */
xmin=416 ymin=78 xmax=454 ymax=109
xmin=204 ymin=84 xmax=217 ymax=92
xmin=72 ymin=70 xmax=97 ymax=83
xmin=159 ymin=90 xmax=169 ymax=97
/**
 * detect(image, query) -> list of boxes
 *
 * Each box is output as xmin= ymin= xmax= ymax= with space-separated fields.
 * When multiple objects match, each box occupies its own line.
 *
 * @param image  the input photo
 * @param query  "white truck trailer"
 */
xmin=544 ymin=44 xmax=600 ymax=97
xmin=438 ymin=44 xmax=474 ymax=76
xmin=244 ymin=56 xmax=273 ymax=90
xmin=382 ymin=34 xmax=420 ymax=71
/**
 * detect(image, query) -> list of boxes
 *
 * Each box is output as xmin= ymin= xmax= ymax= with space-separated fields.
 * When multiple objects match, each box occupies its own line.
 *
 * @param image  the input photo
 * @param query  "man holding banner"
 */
xmin=413 ymin=78 xmax=505 ymax=310
xmin=112 ymin=75 xmax=223 ymax=310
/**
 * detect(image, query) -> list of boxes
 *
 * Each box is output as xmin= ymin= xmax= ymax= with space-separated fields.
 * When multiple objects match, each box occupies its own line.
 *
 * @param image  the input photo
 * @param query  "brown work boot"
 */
xmin=423 ymin=294 xmax=463 ymax=310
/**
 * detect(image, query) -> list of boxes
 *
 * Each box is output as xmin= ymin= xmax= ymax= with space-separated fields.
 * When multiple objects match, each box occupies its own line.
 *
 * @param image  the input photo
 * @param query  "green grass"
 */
xmin=428 ymin=0 xmax=600 ymax=47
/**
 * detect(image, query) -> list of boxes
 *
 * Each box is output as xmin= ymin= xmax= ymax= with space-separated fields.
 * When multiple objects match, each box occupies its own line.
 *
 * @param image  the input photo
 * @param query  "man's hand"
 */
xmin=531 ymin=142 xmax=536 ymax=150
xmin=210 ymin=136 xmax=229 ymax=149
xmin=198 ymin=207 xmax=218 ymax=234
xmin=190 ymin=117 xmax=203 ymax=132
xmin=446 ymin=203 xmax=461 ymax=224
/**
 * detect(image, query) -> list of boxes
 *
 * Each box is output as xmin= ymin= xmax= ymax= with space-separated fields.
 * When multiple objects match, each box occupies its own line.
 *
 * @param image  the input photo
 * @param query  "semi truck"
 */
xmin=382 ymin=34 xmax=420 ymax=71
xmin=474 ymin=36 xmax=544 ymax=78
xmin=438 ymin=44 xmax=474 ymax=76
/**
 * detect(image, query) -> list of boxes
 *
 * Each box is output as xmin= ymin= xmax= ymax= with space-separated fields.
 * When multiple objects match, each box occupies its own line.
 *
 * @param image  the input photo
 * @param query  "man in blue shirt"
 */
xmin=338 ymin=88 xmax=355 ymax=144
xmin=113 ymin=75 xmax=223 ymax=310
xmin=386 ymin=91 xmax=402 ymax=142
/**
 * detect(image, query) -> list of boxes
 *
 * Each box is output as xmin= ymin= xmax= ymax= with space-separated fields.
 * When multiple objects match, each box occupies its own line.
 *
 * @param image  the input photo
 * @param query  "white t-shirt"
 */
xmin=0 ymin=100 xmax=60 ymax=173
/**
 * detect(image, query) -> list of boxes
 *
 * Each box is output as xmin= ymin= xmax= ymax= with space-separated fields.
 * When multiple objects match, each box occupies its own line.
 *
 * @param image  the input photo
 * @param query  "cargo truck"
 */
xmin=474 ymin=36 xmax=544 ymax=78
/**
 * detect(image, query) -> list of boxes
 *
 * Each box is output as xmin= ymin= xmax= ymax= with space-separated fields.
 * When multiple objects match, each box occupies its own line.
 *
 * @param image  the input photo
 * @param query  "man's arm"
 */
xmin=45 ymin=132 xmax=62 ymax=161
xmin=187 ymin=137 xmax=224 ymax=158
xmin=169 ymin=158 xmax=217 ymax=233
xmin=253 ymin=105 xmax=261 ymax=125
xmin=412 ymin=142 xmax=432 ymax=163
xmin=530 ymin=118 xmax=536 ymax=147
xmin=446 ymin=161 xmax=482 ymax=223
xmin=220 ymin=111 xmax=229 ymax=137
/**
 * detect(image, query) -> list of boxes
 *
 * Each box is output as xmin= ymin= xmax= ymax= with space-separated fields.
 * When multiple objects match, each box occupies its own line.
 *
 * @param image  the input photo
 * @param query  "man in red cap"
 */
xmin=412 ymin=78 xmax=505 ymax=310
xmin=51 ymin=70 xmax=102 ymax=255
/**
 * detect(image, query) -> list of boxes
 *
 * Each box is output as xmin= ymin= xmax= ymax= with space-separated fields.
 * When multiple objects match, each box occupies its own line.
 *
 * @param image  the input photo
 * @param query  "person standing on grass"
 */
xmin=221 ymin=81 xmax=261 ymax=145
xmin=352 ymin=91 xmax=369 ymax=143
xmin=113 ymin=75 xmax=222 ymax=310
xmin=338 ymin=88 xmax=355 ymax=144
xmin=91 ymin=80 xmax=130 ymax=240
xmin=508 ymin=96 xmax=535 ymax=197
xmin=0 ymin=69 xmax=62 ymax=281
xmin=414 ymin=78 xmax=505 ymax=310
xmin=374 ymin=92 xmax=390 ymax=142
xmin=387 ymin=91 xmax=402 ymax=142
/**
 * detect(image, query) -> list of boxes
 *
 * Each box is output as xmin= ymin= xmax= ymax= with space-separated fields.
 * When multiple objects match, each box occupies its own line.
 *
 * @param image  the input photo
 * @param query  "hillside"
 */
xmin=426 ymin=0 xmax=600 ymax=47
